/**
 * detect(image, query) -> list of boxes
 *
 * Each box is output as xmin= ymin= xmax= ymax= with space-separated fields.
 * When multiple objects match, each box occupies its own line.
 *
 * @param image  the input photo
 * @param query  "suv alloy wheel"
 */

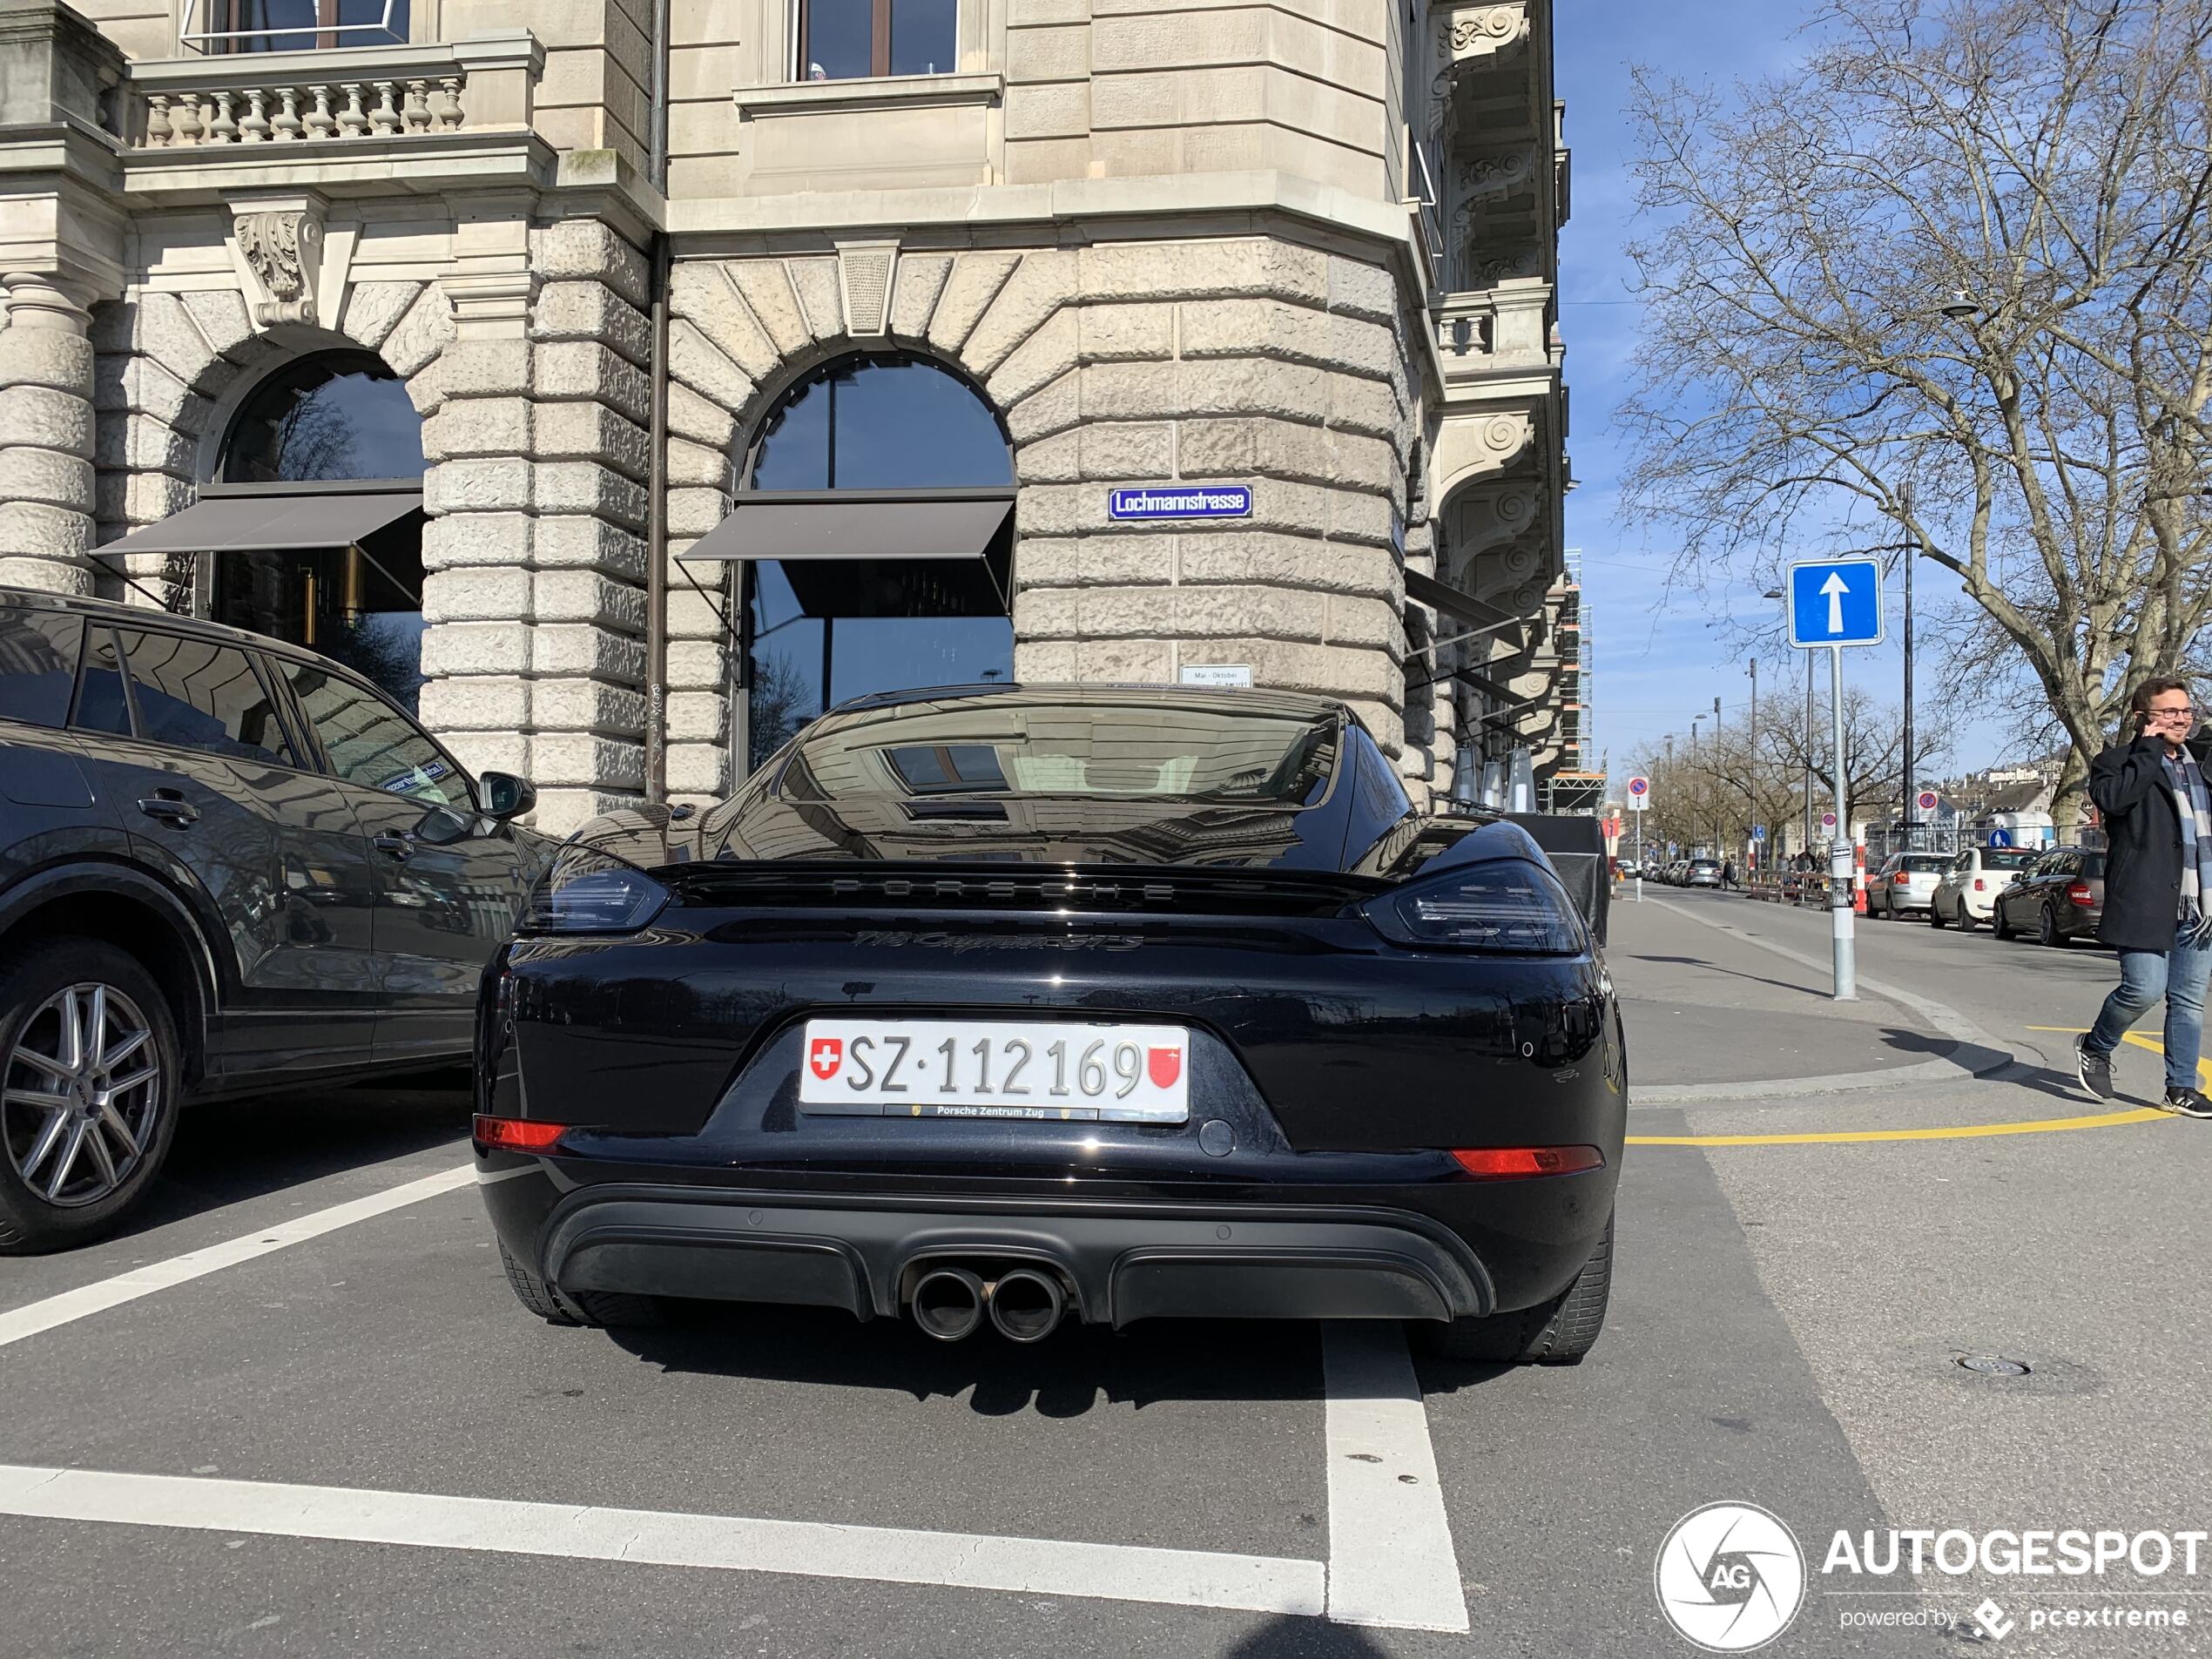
xmin=0 ymin=940 xmax=181 ymax=1252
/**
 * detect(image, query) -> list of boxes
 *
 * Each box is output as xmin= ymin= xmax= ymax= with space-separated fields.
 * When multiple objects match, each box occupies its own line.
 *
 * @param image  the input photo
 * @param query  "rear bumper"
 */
xmin=527 ymin=1185 xmax=1494 ymax=1325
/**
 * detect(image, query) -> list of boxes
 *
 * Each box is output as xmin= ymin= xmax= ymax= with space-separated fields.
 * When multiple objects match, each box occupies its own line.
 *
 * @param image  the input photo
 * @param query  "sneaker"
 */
xmin=2161 ymin=1088 xmax=2212 ymax=1118
xmin=2076 ymin=1039 xmax=2116 ymax=1103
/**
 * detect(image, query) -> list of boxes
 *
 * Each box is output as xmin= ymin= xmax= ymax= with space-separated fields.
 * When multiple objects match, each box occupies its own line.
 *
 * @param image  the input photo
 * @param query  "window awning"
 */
xmin=678 ymin=489 xmax=1016 ymax=563
xmin=1404 ymin=568 xmax=1526 ymax=653
xmin=98 ymin=481 xmax=424 ymax=556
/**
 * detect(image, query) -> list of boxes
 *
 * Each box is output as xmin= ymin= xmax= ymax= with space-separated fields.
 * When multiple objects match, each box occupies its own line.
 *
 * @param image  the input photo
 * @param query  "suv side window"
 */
xmin=270 ymin=656 xmax=470 ymax=810
xmin=0 ymin=604 xmax=83 ymax=728
xmin=111 ymin=628 xmax=294 ymax=767
xmin=72 ymin=626 xmax=133 ymax=737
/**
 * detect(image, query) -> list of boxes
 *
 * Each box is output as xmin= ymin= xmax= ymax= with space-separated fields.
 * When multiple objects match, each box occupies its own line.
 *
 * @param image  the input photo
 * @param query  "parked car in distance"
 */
xmin=0 ymin=587 xmax=555 ymax=1251
xmin=1929 ymin=846 xmax=2041 ymax=930
xmin=1684 ymin=858 xmax=1722 ymax=888
xmin=1868 ymin=852 xmax=1952 ymax=919
xmin=475 ymin=685 xmax=1626 ymax=1366
xmin=1990 ymin=847 xmax=2106 ymax=947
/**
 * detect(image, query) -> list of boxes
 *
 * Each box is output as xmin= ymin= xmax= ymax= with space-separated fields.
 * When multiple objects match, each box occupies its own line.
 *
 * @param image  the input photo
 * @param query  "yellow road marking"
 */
xmin=1627 ymin=1107 xmax=2166 ymax=1148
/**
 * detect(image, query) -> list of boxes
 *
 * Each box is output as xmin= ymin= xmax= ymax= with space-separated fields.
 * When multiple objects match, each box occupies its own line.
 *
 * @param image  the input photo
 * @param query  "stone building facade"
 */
xmin=0 ymin=0 xmax=1570 ymax=833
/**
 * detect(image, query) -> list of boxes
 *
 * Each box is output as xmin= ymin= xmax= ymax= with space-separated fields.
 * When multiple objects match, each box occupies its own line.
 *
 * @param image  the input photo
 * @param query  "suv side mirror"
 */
xmin=480 ymin=771 xmax=536 ymax=822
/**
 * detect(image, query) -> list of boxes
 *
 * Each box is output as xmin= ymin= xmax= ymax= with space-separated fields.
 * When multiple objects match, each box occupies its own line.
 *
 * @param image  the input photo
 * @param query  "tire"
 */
xmin=1993 ymin=901 xmax=2014 ymax=941
xmin=1957 ymin=907 xmax=1978 ymax=934
xmin=1422 ymin=1212 xmax=1613 ymax=1365
xmin=0 ymin=939 xmax=182 ymax=1254
xmin=497 ymin=1240 xmax=662 ymax=1328
xmin=2039 ymin=904 xmax=2063 ymax=948
xmin=1929 ymin=900 xmax=1946 ymax=928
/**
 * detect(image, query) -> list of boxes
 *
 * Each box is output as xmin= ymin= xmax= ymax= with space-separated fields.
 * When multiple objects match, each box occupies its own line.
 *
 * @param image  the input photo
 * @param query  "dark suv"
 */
xmin=0 ymin=588 xmax=552 ymax=1251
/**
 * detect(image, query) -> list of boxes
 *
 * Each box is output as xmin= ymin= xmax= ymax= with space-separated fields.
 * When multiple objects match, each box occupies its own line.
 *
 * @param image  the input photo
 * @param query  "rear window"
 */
xmin=2080 ymin=853 xmax=2106 ymax=879
xmin=1689 ymin=860 xmax=1719 ymax=870
xmin=1898 ymin=856 xmax=1947 ymax=873
xmin=786 ymin=696 xmax=1341 ymax=806
xmin=112 ymin=628 xmax=293 ymax=768
xmin=1982 ymin=849 xmax=2037 ymax=871
xmin=0 ymin=604 xmax=80 ymax=729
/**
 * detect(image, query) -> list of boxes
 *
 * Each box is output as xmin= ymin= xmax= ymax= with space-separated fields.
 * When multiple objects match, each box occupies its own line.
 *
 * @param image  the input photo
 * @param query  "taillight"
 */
xmin=1362 ymin=859 xmax=1586 ymax=954
xmin=1892 ymin=872 xmax=1910 ymax=885
xmin=473 ymin=1115 xmax=569 ymax=1152
xmin=2068 ymin=882 xmax=2093 ymax=907
xmin=1973 ymin=878 xmax=1986 ymax=891
xmin=1450 ymin=1146 xmax=1606 ymax=1178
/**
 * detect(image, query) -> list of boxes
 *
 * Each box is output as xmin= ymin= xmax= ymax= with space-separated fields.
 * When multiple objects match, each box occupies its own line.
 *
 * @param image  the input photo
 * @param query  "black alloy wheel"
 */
xmin=2040 ymin=904 xmax=2063 ymax=948
xmin=0 ymin=939 xmax=181 ymax=1253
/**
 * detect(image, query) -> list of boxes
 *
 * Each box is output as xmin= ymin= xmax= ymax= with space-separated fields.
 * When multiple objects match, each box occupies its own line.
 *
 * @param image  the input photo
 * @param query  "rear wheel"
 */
xmin=497 ymin=1241 xmax=662 ymax=1328
xmin=2039 ymin=904 xmax=2064 ymax=948
xmin=1929 ymin=900 xmax=1946 ymax=928
xmin=1993 ymin=901 xmax=2014 ymax=941
xmin=1956 ymin=906 xmax=1978 ymax=934
xmin=1422 ymin=1212 xmax=1612 ymax=1365
xmin=0 ymin=940 xmax=182 ymax=1254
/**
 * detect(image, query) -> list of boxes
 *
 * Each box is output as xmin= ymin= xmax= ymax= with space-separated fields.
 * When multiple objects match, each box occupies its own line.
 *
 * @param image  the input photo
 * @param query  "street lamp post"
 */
xmin=1899 ymin=479 xmax=1916 ymax=843
xmin=1748 ymin=660 xmax=1758 ymax=873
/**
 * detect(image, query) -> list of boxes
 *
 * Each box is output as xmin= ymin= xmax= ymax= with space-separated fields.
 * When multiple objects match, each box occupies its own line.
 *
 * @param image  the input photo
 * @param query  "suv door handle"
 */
xmin=372 ymin=832 xmax=414 ymax=860
xmin=137 ymin=793 xmax=199 ymax=827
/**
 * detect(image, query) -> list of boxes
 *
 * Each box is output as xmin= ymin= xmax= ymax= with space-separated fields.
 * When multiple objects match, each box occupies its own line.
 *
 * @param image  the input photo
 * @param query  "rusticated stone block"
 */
xmin=1177 ymin=583 xmax=1326 ymax=642
xmin=667 ymin=639 xmax=728 ymax=690
xmin=536 ymin=401 xmax=651 ymax=481
xmin=0 ymin=447 xmax=93 ymax=512
xmin=1177 ymin=532 xmax=1397 ymax=600
xmin=1326 ymin=254 xmax=1397 ymax=324
xmin=534 ymin=462 xmax=649 ymax=529
xmin=671 ymin=263 xmax=781 ymax=381
xmin=0 ymin=501 xmax=91 ymax=562
xmin=666 ymin=741 xmax=730 ymax=796
xmin=426 ymin=457 xmax=532 ymax=515
xmin=667 ymin=486 xmax=730 ymax=538
xmin=534 ymin=516 xmax=647 ymax=580
xmin=178 ymin=289 xmax=252 ymax=358
xmin=0 ymin=387 xmax=92 ymax=456
xmin=535 ymin=569 xmax=646 ymax=631
xmin=530 ymin=219 xmax=650 ymax=307
xmin=533 ymin=733 xmax=647 ymax=789
xmin=1004 ymin=368 xmax=1081 ymax=444
xmin=1072 ymin=637 xmax=1173 ymax=681
xmin=382 ymin=287 xmax=455 ymax=381
xmin=1179 ymin=298 xmax=1396 ymax=381
xmin=987 ymin=307 xmax=1078 ymax=408
xmin=787 ymin=257 xmax=845 ymax=341
xmin=535 ymin=678 xmax=649 ymax=735
xmin=927 ymin=252 xmax=1022 ymax=355
xmin=1325 ymin=593 xmax=1403 ymax=650
xmin=421 ymin=396 xmax=532 ymax=462
xmin=0 ymin=327 xmax=94 ymax=395
xmin=728 ymin=260 xmax=813 ymax=357
xmin=532 ymin=624 xmax=646 ymax=683
xmin=1076 ymin=303 xmax=1173 ymax=363
xmin=889 ymin=254 xmax=954 ymax=341
xmin=423 ymin=566 xmax=532 ymax=624
xmin=421 ymin=621 xmax=530 ymax=677
xmin=437 ymin=339 xmax=533 ymax=398
xmin=341 ymin=281 xmax=424 ymax=351
xmin=533 ymin=281 xmax=652 ymax=367
xmin=964 ymin=249 xmax=1078 ymax=375
xmin=418 ymin=675 xmax=530 ymax=731
xmin=530 ymin=786 xmax=645 ymax=838
xmin=0 ymin=553 xmax=91 ymax=594
xmin=1078 ymin=238 xmax=1328 ymax=307
xmin=533 ymin=341 xmax=651 ymax=425
xmin=667 ymin=690 xmax=728 ymax=742
xmin=668 ymin=436 xmax=732 ymax=489
xmin=421 ymin=510 xmax=530 ymax=571
xmin=441 ymin=732 xmax=530 ymax=780
xmin=666 ymin=322 xmax=756 ymax=420
xmin=667 ymin=381 xmax=738 ymax=449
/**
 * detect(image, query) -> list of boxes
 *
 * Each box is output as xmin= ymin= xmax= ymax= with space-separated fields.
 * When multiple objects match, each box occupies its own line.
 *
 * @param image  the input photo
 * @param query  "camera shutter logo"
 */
xmin=1654 ymin=1502 xmax=1806 ymax=1652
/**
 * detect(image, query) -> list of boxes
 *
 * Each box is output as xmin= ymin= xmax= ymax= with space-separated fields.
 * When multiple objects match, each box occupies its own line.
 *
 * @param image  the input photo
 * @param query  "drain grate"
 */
xmin=1955 ymin=1354 xmax=2031 ymax=1377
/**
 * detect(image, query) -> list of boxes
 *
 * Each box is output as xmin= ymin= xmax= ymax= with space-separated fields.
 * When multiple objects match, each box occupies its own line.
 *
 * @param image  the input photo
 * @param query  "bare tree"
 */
xmin=1620 ymin=0 xmax=2212 ymax=832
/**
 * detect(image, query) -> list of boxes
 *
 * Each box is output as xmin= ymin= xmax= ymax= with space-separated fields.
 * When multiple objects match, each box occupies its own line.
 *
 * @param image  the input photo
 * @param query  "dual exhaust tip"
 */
xmin=911 ymin=1265 xmax=1066 ymax=1343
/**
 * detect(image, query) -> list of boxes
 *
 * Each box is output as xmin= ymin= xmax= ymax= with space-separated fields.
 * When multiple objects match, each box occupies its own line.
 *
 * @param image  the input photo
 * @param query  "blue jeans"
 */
xmin=2086 ymin=926 xmax=2212 ymax=1091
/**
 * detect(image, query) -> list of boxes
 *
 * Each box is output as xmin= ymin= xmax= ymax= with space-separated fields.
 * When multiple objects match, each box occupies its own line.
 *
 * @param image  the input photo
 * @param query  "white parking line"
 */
xmin=1322 ymin=1324 xmax=1470 ymax=1632
xmin=0 ymin=1162 xmax=474 ymax=1349
xmin=0 ymin=1463 xmax=1328 ymax=1618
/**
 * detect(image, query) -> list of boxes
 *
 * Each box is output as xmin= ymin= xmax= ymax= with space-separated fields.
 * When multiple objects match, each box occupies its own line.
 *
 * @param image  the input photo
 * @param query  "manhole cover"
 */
xmin=1955 ymin=1354 xmax=2031 ymax=1377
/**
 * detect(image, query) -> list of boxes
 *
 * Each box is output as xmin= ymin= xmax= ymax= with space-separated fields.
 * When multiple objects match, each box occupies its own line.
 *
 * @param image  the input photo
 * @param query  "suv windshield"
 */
xmin=784 ymin=697 xmax=1340 ymax=806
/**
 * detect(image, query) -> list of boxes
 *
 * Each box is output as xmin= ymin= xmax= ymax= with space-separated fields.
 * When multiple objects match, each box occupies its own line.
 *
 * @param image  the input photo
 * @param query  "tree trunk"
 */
xmin=2050 ymin=746 xmax=2090 ymax=844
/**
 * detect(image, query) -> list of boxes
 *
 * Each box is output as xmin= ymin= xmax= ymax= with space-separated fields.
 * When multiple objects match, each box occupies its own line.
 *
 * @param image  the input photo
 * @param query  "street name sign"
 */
xmin=1109 ymin=485 xmax=1252 ymax=522
xmin=1786 ymin=558 xmax=1884 ymax=648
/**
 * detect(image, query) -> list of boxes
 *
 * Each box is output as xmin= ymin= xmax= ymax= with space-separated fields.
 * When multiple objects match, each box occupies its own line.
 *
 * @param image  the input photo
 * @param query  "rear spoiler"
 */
xmin=1504 ymin=813 xmax=1609 ymax=948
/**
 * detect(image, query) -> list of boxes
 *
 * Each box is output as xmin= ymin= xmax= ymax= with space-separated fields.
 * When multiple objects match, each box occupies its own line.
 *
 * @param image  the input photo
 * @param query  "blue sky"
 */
xmin=1552 ymin=2 xmax=2009 ymax=781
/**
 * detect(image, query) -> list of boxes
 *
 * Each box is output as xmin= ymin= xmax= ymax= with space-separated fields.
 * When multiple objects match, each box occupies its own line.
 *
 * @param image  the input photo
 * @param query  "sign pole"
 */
xmin=1829 ymin=644 xmax=1856 ymax=1000
xmin=1635 ymin=813 xmax=1643 ymax=904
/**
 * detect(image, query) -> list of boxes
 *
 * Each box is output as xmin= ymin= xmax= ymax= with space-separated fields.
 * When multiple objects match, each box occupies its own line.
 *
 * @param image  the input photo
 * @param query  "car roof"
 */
xmin=817 ymin=681 xmax=1352 ymax=724
xmin=0 ymin=582 xmax=352 ymax=678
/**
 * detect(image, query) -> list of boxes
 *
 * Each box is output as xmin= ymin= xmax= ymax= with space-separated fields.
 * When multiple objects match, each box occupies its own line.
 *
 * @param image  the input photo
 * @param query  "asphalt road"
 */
xmin=1 ymin=894 xmax=2206 ymax=1658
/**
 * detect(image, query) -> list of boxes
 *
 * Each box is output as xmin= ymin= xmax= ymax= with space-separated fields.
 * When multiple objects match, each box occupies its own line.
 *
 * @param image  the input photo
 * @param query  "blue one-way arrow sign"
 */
xmin=1787 ymin=558 xmax=1884 ymax=648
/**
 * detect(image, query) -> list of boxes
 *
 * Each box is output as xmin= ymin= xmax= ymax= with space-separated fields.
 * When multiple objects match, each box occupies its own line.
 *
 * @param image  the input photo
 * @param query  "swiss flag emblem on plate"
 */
xmin=808 ymin=1037 xmax=843 ymax=1081
xmin=1147 ymin=1047 xmax=1182 ymax=1089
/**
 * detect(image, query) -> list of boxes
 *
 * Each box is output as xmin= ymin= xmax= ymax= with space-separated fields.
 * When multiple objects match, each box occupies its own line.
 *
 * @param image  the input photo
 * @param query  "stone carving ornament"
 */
xmin=1432 ymin=2 xmax=1529 ymax=96
xmin=238 ymin=211 xmax=322 ymax=327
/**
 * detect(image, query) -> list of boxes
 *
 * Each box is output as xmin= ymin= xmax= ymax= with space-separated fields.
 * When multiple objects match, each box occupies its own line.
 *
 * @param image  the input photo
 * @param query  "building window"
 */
xmin=211 ymin=352 xmax=428 ymax=714
xmin=186 ymin=0 xmax=409 ymax=52
xmin=799 ymin=0 xmax=956 ymax=80
xmin=741 ymin=354 xmax=1013 ymax=772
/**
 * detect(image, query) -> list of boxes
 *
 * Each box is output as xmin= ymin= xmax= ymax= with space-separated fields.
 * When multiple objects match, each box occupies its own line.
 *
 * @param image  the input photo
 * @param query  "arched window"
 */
xmin=222 ymin=352 xmax=425 ymax=483
xmin=727 ymin=354 xmax=1016 ymax=772
xmin=206 ymin=349 xmax=427 ymax=711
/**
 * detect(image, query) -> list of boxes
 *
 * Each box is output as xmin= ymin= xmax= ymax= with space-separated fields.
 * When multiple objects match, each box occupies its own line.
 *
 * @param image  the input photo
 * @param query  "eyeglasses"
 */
xmin=2147 ymin=706 xmax=2197 ymax=718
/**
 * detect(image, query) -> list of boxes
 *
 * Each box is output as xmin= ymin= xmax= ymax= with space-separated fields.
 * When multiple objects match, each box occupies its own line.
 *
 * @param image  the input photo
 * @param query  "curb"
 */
xmin=1627 ymin=897 xmax=2021 ymax=1105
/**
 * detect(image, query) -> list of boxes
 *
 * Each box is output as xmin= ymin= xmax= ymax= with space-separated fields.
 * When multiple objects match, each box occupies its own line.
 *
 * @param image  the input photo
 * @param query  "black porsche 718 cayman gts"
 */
xmin=475 ymin=685 xmax=1625 ymax=1362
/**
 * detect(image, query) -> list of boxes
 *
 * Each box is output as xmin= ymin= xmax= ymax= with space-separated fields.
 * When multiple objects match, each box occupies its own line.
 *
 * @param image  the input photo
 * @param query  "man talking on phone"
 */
xmin=2075 ymin=678 xmax=2212 ymax=1116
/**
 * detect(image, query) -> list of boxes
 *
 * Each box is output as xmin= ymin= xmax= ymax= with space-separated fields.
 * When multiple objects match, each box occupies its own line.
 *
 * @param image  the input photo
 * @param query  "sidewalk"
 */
xmin=1607 ymin=892 xmax=1946 ymax=1089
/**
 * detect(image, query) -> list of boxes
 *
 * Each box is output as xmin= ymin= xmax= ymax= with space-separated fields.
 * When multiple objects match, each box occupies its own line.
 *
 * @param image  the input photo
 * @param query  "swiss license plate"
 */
xmin=798 ymin=1018 xmax=1190 ymax=1123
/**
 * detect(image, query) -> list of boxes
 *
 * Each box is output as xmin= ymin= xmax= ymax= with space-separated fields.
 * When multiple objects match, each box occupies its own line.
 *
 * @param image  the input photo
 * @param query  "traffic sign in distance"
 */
xmin=1787 ymin=558 xmax=1884 ymax=648
xmin=1821 ymin=812 xmax=1839 ymax=829
xmin=1627 ymin=774 xmax=1650 ymax=811
xmin=1988 ymin=828 xmax=2013 ymax=848
xmin=1751 ymin=825 xmax=1767 ymax=840
xmin=1918 ymin=790 xmax=1939 ymax=812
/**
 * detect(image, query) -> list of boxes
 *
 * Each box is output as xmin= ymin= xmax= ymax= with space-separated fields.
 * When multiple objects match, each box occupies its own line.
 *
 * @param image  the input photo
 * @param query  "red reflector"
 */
xmin=2068 ymin=882 xmax=2093 ymax=907
xmin=473 ymin=1115 xmax=569 ymax=1152
xmin=1450 ymin=1145 xmax=1606 ymax=1179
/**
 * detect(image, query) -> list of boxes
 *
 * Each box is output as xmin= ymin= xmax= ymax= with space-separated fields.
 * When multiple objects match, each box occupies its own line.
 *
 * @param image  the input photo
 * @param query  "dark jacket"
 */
xmin=2087 ymin=737 xmax=2187 ymax=951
